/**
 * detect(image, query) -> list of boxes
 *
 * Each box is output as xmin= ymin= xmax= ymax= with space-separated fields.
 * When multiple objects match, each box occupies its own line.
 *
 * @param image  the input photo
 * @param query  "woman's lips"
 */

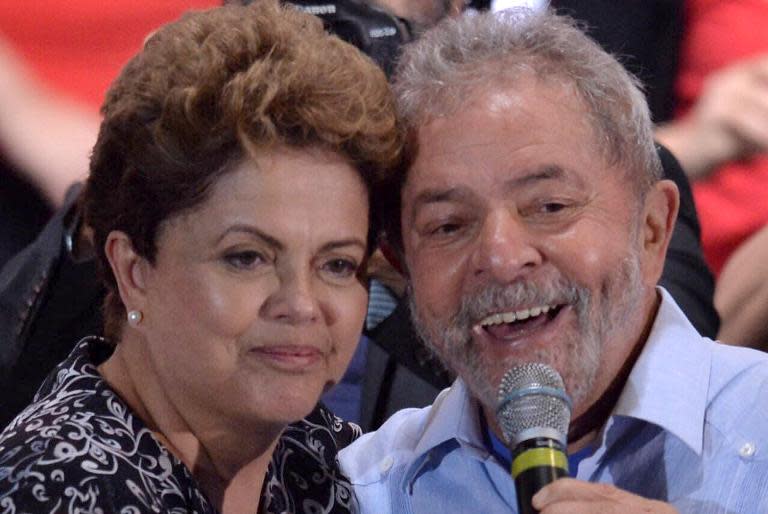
xmin=247 ymin=345 xmax=325 ymax=371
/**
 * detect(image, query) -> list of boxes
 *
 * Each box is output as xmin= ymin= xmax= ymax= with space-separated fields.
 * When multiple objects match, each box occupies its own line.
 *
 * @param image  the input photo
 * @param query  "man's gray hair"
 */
xmin=393 ymin=8 xmax=662 ymax=192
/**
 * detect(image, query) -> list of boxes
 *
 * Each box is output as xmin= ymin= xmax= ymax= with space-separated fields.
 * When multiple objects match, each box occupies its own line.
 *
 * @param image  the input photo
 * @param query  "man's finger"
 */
xmin=532 ymin=479 xmax=678 ymax=513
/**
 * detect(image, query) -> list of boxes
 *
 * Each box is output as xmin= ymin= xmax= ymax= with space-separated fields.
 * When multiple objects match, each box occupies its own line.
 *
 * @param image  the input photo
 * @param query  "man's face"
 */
xmin=401 ymin=78 xmax=663 ymax=416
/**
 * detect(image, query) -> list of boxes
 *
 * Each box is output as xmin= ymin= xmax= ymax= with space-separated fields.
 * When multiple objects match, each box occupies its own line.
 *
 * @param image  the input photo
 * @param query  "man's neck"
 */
xmin=565 ymin=331 xmax=646 ymax=452
xmin=567 ymin=289 xmax=663 ymax=452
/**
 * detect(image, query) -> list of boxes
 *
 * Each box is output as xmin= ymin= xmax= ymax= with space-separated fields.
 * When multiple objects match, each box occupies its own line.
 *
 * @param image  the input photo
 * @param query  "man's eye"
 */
xmin=425 ymin=218 xmax=470 ymax=237
xmin=541 ymin=202 xmax=567 ymax=213
xmin=224 ymin=251 xmax=264 ymax=270
xmin=432 ymin=223 xmax=462 ymax=235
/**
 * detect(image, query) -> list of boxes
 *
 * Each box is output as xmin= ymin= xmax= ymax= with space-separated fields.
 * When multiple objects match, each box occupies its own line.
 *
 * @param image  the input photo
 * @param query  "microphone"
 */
xmin=496 ymin=363 xmax=572 ymax=514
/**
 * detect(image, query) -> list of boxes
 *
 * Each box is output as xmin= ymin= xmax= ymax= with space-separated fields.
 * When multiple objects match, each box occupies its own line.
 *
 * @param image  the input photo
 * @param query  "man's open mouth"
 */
xmin=477 ymin=304 xmax=564 ymax=339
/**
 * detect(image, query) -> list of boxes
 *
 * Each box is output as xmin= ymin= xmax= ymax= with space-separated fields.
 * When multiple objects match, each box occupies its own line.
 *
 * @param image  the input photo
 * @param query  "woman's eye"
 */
xmin=322 ymin=258 xmax=358 ymax=278
xmin=224 ymin=251 xmax=264 ymax=270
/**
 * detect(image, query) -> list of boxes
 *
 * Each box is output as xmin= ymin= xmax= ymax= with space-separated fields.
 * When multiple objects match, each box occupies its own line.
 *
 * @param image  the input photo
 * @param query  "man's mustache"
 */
xmin=452 ymin=276 xmax=591 ymax=330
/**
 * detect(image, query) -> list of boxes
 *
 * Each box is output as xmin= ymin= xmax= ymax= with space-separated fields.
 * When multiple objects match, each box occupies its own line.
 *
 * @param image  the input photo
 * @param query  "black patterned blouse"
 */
xmin=0 ymin=337 xmax=362 ymax=513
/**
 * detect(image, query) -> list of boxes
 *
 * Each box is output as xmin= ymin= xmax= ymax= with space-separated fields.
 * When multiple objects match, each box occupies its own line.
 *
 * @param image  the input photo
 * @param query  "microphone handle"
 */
xmin=511 ymin=438 xmax=568 ymax=514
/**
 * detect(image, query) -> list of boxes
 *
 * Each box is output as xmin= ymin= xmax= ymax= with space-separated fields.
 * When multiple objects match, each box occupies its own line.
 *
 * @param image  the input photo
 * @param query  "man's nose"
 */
xmin=471 ymin=209 xmax=543 ymax=283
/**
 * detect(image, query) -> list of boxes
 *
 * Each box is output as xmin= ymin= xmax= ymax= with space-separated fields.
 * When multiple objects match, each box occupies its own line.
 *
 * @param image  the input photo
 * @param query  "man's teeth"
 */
xmin=479 ymin=305 xmax=553 ymax=327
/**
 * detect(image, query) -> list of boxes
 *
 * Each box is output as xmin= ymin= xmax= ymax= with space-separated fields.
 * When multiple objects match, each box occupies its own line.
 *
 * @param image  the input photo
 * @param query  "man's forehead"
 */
xmin=401 ymin=78 xmax=607 ymax=192
xmin=405 ymin=163 xmax=587 ymax=203
xmin=413 ymin=79 xmax=588 ymax=144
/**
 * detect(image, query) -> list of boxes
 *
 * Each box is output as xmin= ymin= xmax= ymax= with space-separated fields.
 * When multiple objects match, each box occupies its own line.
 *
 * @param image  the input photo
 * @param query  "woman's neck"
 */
xmin=98 ymin=333 xmax=282 ymax=512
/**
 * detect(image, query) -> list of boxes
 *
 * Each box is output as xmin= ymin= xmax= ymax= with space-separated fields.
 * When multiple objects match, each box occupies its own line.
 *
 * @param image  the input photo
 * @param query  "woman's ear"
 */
xmin=640 ymin=179 xmax=680 ymax=284
xmin=104 ymin=231 xmax=150 ymax=312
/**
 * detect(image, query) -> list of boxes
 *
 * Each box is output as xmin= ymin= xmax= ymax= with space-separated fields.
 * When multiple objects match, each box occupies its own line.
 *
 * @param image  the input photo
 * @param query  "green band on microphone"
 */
xmin=511 ymin=447 xmax=568 ymax=478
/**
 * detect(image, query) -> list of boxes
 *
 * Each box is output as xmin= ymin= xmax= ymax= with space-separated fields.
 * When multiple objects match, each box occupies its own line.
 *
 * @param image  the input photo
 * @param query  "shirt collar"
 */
xmin=612 ymin=287 xmax=710 ymax=455
xmin=404 ymin=379 xmax=495 ymax=494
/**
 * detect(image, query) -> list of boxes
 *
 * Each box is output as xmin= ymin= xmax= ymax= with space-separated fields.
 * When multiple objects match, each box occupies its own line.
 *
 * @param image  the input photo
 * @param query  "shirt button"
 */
xmin=379 ymin=455 xmax=394 ymax=474
xmin=739 ymin=442 xmax=756 ymax=459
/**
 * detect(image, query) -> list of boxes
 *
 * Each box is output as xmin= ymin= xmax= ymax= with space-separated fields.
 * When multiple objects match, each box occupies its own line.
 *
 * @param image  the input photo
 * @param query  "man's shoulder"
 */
xmin=705 ymin=342 xmax=768 ymax=436
xmin=340 ymin=406 xmax=431 ymax=476
xmin=337 ymin=403 xmax=437 ymax=514
xmin=708 ymin=341 xmax=768 ymax=392
xmin=340 ymin=387 xmax=454 ymax=483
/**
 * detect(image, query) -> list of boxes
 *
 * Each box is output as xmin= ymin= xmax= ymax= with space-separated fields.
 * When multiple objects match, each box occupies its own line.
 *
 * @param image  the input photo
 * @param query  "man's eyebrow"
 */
xmin=409 ymin=187 xmax=474 ymax=214
xmin=503 ymin=164 xmax=571 ymax=190
xmin=411 ymin=166 xmax=576 ymax=202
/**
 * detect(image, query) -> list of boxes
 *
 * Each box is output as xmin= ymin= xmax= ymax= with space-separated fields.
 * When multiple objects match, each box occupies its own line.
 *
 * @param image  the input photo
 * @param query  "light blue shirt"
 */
xmin=340 ymin=288 xmax=768 ymax=513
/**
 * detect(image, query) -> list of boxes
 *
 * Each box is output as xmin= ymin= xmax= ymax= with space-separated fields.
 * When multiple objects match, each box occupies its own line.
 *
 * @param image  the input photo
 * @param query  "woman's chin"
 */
xmin=236 ymin=381 xmax=328 ymax=427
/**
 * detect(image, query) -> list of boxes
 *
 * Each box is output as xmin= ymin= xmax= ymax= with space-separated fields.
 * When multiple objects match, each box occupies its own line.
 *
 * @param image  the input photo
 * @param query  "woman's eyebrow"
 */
xmin=216 ymin=224 xmax=284 ymax=251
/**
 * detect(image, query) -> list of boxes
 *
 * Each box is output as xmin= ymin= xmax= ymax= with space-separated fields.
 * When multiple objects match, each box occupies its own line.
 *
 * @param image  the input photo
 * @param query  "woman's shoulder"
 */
xmin=1 ymin=337 xmax=113 ymax=440
xmin=292 ymin=403 xmax=363 ymax=449
xmin=1 ymin=336 xmax=129 ymax=446
xmin=262 ymin=403 xmax=361 ymax=513
xmin=278 ymin=403 xmax=362 ymax=466
xmin=0 ymin=337 xmax=215 ymax=513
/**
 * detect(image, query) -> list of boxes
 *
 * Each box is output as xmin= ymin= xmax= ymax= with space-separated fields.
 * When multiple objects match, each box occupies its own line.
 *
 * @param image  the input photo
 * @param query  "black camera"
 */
xmin=284 ymin=0 xmax=412 ymax=77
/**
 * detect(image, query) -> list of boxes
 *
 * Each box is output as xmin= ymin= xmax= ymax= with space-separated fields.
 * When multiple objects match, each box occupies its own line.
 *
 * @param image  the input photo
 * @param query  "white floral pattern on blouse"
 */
xmin=0 ymin=337 xmax=361 ymax=514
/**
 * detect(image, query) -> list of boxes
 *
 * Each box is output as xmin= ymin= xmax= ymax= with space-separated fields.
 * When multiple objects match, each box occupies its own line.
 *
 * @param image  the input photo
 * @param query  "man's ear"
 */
xmin=104 ymin=231 xmax=150 ymax=314
xmin=640 ymin=179 xmax=680 ymax=284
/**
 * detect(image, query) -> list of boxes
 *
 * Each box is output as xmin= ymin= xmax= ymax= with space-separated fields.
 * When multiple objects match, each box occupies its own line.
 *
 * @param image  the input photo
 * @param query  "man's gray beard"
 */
xmin=408 ymin=253 xmax=644 ymax=413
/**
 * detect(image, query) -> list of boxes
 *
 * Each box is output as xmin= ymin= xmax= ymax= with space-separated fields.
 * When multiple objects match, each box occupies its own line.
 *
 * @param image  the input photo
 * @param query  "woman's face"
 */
xmin=136 ymin=146 xmax=369 ymax=426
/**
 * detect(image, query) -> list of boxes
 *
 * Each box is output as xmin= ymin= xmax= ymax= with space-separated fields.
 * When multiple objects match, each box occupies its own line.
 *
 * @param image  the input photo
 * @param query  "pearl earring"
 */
xmin=127 ymin=310 xmax=143 ymax=326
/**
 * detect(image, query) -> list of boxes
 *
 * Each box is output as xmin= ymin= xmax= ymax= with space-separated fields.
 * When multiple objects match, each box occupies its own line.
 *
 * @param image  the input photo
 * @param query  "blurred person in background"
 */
xmin=656 ymin=0 xmax=768 ymax=275
xmin=0 ymin=1 xmax=218 ymax=266
xmin=715 ymin=224 xmax=768 ymax=349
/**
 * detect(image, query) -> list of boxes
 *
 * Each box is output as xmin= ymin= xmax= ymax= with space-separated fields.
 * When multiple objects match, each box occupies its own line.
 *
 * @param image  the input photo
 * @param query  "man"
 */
xmin=339 ymin=9 xmax=768 ymax=513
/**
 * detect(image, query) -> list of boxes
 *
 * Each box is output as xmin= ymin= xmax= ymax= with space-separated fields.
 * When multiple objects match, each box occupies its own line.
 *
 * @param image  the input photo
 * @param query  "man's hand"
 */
xmin=531 ymin=478 xmax=679 ymax=513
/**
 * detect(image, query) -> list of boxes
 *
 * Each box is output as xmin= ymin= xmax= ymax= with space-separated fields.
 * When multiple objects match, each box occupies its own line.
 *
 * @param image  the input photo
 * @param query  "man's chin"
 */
xmin=445 ymin=357 xmax=506 ymax=412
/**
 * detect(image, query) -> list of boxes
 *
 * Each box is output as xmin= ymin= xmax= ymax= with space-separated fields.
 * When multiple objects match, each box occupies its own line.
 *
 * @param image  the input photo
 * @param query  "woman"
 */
xmin=0 ymin=1 xmax=401 ymax=512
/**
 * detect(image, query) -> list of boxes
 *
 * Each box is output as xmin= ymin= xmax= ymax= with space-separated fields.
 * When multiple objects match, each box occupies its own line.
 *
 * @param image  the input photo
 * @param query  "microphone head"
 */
xmin=496 ymin=363 xmax=572 ymax=446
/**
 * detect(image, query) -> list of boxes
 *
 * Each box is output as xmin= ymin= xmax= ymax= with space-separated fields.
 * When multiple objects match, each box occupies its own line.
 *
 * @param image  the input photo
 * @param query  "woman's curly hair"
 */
xmin=83 ymin=0 xmax=403 ymax=339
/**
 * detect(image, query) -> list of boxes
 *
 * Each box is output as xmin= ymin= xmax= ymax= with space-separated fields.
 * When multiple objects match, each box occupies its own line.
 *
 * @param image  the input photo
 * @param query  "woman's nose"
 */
xmin=471 ymin=209 xmax=543 ymax=283
xmin=263 ymin=270 xmax=320 ymax=324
